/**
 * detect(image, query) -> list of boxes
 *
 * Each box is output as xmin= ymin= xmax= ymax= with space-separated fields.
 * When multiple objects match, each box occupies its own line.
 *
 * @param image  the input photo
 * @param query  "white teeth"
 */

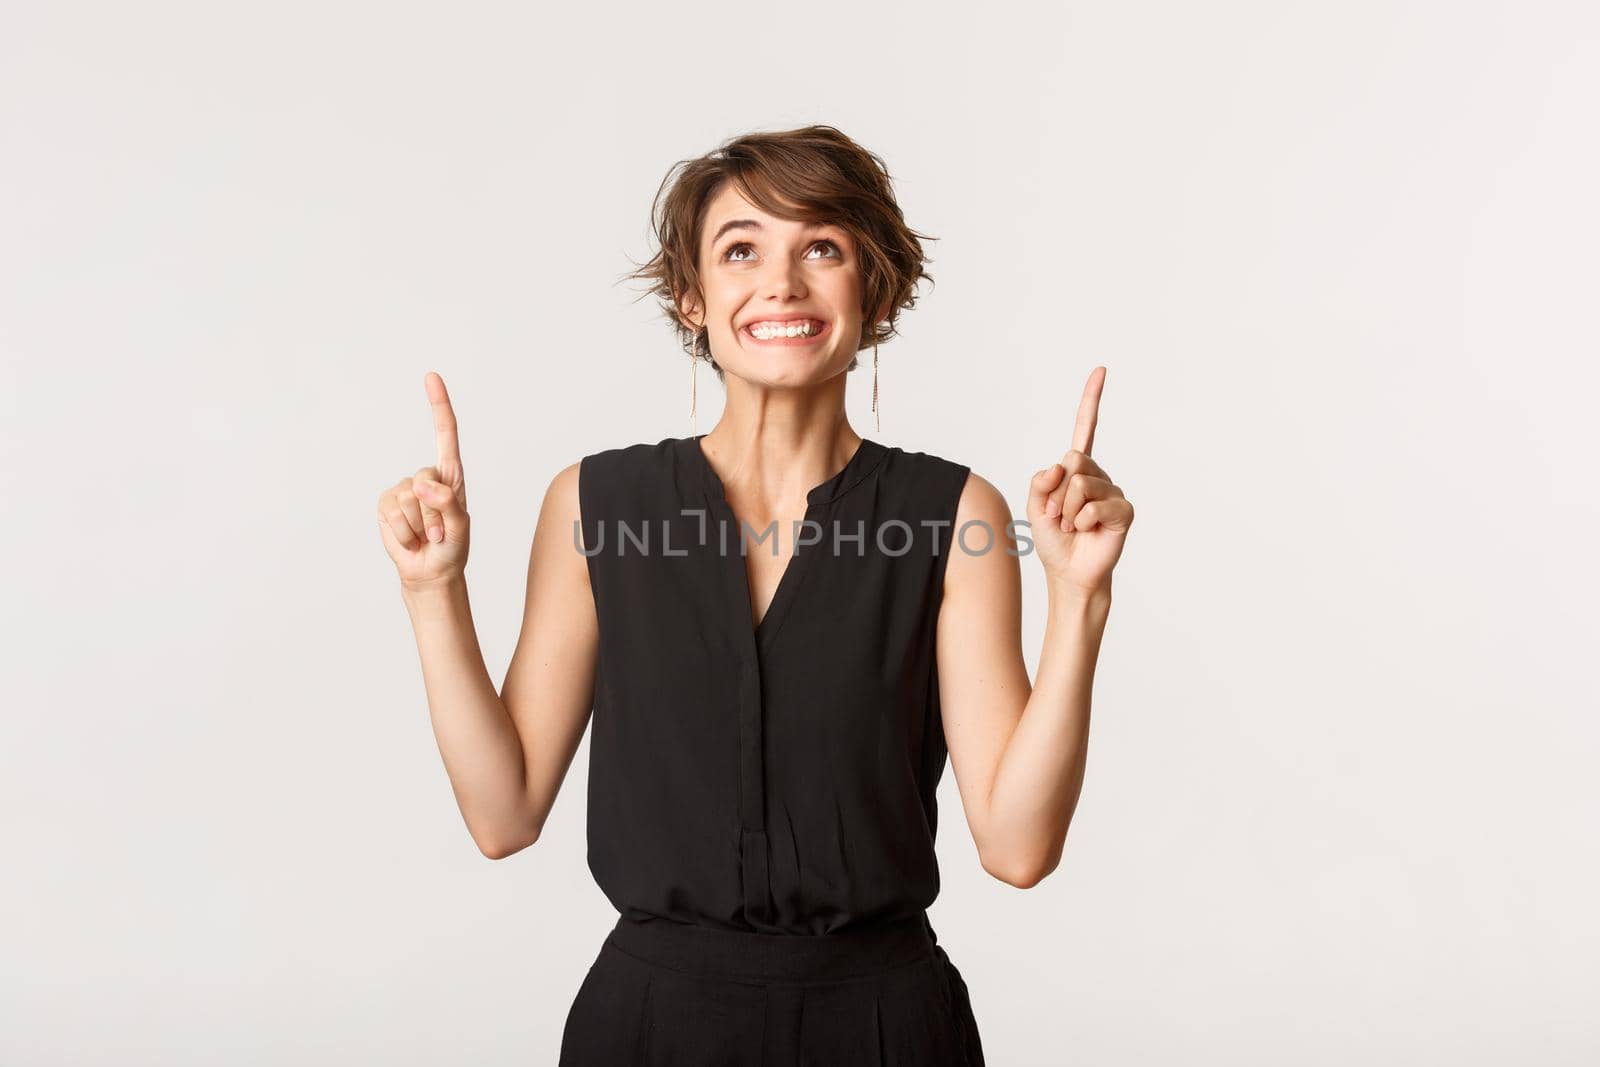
xmin=749 ymin=320 xmax=821 ymax=339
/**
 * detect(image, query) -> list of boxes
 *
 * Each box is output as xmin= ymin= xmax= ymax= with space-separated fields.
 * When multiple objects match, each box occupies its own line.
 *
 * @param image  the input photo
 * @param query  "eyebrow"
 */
xmin=707 ymin=218 xmax=837 ymax=247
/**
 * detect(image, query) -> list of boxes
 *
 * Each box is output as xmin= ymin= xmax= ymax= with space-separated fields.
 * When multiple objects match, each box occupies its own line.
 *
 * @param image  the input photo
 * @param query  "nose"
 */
xmin=759 ymin=255 xmax=808 ymax=301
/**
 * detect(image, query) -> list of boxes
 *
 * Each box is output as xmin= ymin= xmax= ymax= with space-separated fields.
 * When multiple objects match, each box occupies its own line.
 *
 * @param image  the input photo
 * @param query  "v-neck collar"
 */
xmin=682 ymin=433 xmax=888 ymax=649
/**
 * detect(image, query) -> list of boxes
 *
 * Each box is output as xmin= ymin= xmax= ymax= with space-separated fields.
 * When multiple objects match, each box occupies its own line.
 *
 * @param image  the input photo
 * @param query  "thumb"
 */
xmin=414 ymin=478 xmax=469 ymax=543
xmin=1028 ymin=465 xmax=1064 ymax=518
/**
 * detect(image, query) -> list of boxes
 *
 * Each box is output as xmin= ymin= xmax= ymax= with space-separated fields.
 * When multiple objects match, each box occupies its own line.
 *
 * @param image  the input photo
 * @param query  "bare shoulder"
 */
xmin=545 ymin=459 xmax=582 ymax=504
xmin=952 ymin=468 xmax=1010 ymax=526
xmin=942 ymin=467 xmax=1021 ymax=599
xmin=532 ymin=459 xmax=590 ymax=569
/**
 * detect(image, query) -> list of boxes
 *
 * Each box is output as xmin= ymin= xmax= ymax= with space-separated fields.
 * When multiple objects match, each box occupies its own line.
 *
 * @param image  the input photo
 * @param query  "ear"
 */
xmin=678 ymin=291 xmax=705 ymax=330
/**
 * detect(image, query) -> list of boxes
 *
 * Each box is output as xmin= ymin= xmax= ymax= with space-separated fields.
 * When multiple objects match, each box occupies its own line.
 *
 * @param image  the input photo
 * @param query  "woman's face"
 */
xmin=684 ymin=183 xmax=869 ymax=387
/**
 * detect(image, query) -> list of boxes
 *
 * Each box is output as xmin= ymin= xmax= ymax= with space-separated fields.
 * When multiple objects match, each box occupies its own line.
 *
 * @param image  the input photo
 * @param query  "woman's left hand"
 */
xmin=1027 ymin=365 xmax=1135 ymax=597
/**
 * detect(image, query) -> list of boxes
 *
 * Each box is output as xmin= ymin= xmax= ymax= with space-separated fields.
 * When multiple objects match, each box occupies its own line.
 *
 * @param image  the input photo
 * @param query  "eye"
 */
xmin=721 ymin=240 xmax=844 ymax=263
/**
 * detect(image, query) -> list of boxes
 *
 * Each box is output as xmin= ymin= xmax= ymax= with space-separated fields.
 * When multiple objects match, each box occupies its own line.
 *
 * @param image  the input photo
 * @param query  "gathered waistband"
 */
xmin=605 ymin=911 xmax=937 ymax=984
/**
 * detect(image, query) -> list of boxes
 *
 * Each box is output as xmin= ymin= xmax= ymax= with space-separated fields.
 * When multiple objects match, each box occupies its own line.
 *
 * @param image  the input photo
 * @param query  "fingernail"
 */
xmin=427 ymin=525 xmax=443 ymax=542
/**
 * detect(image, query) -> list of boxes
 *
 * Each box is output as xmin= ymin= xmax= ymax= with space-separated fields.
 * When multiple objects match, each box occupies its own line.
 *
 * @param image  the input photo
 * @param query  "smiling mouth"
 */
xmin=743 ymin=319 xmax=830 ymax=345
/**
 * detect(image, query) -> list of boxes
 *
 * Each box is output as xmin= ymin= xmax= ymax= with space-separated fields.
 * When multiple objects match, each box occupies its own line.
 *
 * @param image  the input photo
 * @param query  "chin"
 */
xmin=735 ymin=351 xmax=845 ymax=388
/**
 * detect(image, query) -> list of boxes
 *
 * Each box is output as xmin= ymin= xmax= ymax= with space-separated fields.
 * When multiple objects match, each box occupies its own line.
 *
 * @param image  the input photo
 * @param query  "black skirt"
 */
xmin=558 ymin=911 xmax=985 ymax=1066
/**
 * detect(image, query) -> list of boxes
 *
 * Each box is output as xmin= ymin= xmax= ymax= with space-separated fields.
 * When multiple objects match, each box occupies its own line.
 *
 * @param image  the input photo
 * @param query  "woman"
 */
xmin=376 ymin=125 xmax=1134 ymax=1065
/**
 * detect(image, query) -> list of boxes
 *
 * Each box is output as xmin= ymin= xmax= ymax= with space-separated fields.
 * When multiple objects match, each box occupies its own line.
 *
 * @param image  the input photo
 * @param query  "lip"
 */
xmin=742 ymin=317 xmax=830 ymax=346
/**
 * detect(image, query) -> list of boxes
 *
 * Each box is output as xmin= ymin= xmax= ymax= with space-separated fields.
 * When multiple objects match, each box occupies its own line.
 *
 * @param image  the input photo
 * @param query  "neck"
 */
xmin=697 ymin=396 xmax=863 ymax=509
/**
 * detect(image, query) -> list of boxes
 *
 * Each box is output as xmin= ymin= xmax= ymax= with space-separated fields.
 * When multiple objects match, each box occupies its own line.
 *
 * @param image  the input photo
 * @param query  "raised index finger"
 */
xmin=1072 ymin=365 xmax=1106 ymax=456
xmin=424 ymin=371 xmax=462 ymax=469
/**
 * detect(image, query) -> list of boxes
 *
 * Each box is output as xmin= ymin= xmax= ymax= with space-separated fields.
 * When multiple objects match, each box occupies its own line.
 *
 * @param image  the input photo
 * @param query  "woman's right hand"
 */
xmin=377 ymin=371 xmax=471 ymax=591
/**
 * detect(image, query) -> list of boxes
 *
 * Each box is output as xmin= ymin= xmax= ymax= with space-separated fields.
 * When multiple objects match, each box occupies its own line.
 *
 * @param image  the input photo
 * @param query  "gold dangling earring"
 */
xmin=689 ymin=350 xmax=698 ymax=437
xmin=871 ymin=339 xmax=880 ymax=433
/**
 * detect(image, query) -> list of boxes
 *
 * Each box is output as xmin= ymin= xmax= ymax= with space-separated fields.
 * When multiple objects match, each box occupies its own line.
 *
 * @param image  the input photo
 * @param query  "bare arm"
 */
xmin=936 ymin=366 xmax=1132 ymax=888
xmin=935 ymin=476 xmax=1110 ymax=888
xmin=494 ymin=461 xmax=599 ymax=853
xmin=379 ymin=372 xmax=597 ymax=860
xmin=399 ymin=462 xmax=596 ymax=860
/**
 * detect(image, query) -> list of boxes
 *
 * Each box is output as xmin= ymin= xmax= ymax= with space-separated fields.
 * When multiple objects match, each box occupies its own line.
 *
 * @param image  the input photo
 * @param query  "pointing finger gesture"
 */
xmin=1071 ymin=361 xmax=1100 ymax=457
xmin=374 ymin=371 xmax=473 ymax=591
xmin=428 ymin=370 xmax=467 ymax=511
xmin=1026 ymin=365 xmax=1135 ymax=596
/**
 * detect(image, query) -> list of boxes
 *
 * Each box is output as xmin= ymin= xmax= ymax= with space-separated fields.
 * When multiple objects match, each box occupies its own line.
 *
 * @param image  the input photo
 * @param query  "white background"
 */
xmin=4 ymin=1 xmax=1597 ymax=1063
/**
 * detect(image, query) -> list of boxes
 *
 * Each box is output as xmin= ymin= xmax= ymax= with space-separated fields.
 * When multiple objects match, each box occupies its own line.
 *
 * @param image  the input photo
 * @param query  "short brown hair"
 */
xmin=620 ymin=125 xmax=936 ymax=380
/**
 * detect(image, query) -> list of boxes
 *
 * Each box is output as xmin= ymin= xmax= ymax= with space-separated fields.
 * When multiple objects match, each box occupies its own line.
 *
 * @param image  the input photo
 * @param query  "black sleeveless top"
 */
xmin=577 ymin=434 xmax=972 ymax=935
